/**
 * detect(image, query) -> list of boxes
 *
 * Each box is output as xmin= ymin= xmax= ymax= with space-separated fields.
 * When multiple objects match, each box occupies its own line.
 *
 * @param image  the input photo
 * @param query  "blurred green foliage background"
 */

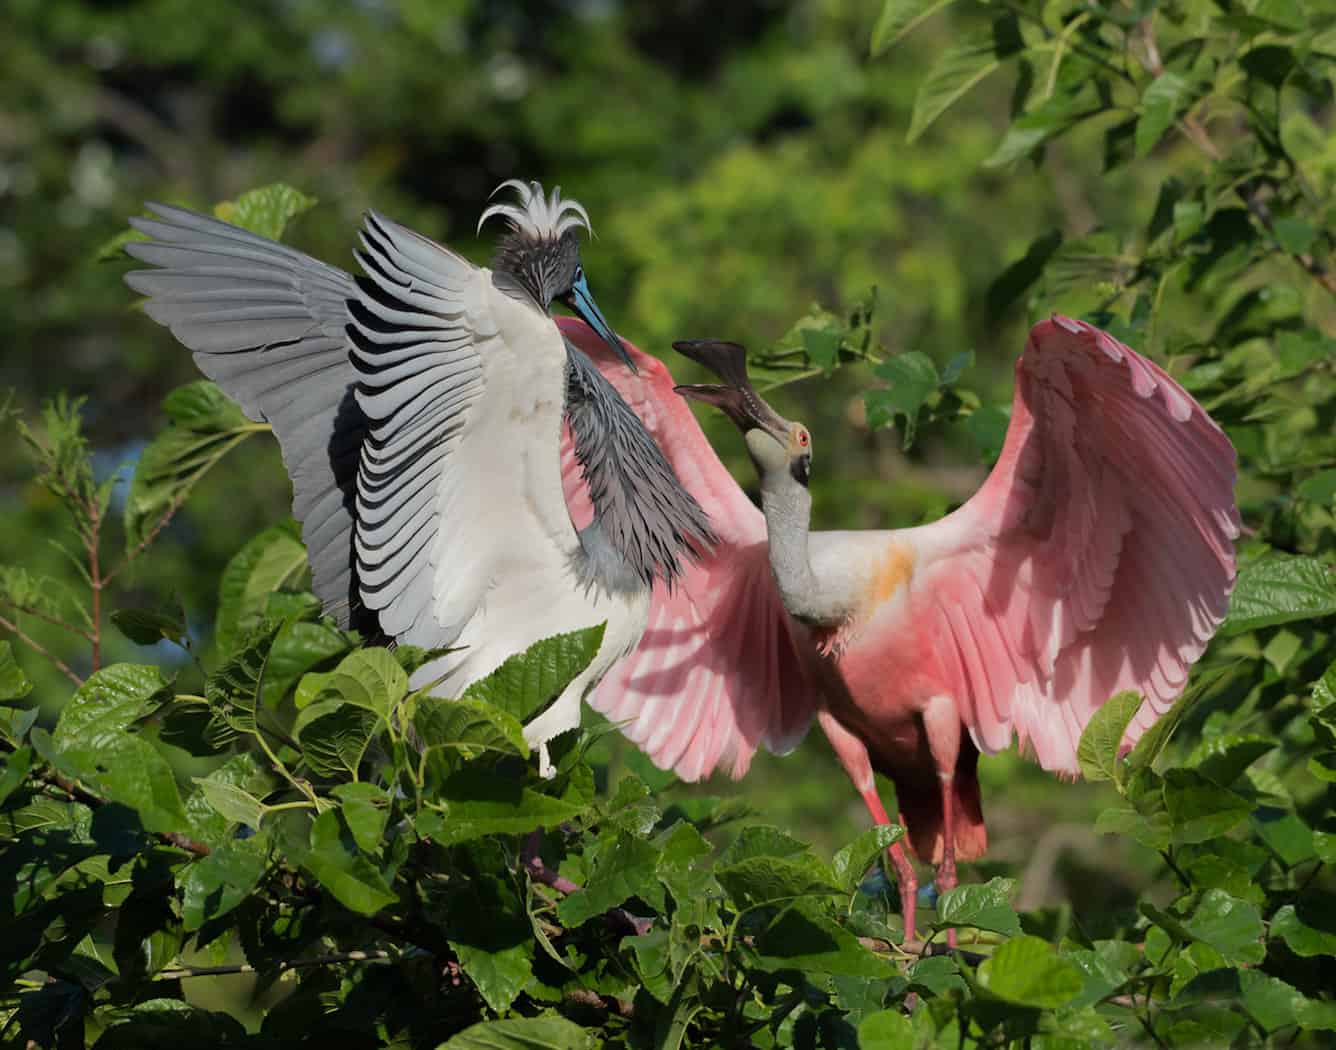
xmin=0 ymin=0 xmax=1305 ymax=922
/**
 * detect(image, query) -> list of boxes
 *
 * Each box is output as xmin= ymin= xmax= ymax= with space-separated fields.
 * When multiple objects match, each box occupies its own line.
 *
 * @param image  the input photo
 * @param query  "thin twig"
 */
xmin=0 ymin=613 xmax=84 ymax=687
xmin=0 ymin=603 xmax=93 ymax=642
xmin=155 ymin=949 xmax=394 ymax=981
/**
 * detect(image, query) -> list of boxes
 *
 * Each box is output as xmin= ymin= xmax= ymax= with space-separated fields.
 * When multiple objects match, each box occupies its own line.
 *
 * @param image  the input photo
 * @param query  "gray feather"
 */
xmin=565 ymin=344 xmax=717 ymax=589
xmin=123 ymin=203 xmax=373 ymax=632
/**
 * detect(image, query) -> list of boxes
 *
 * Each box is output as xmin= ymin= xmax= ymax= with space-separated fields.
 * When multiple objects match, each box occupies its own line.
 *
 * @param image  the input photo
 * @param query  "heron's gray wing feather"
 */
xmin=565 ymin=344 xmax=716 ymax=588
xmin=123 ymin=203 xmax=366 ymax=627
xmin=347 ymin=211 xmax=489 ymax=645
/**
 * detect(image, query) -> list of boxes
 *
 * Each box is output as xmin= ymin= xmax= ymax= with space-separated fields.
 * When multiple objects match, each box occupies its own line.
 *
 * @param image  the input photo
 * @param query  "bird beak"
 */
xmin=561 ymin=272 xmax=637 ymax=374
xmin=672 ymin=339 xmax=790 ymax=442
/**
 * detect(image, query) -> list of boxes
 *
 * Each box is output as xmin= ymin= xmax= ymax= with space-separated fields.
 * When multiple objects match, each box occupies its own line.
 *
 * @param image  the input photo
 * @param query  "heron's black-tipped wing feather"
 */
xmin=123 ymin=204 xmax=367 ymax=627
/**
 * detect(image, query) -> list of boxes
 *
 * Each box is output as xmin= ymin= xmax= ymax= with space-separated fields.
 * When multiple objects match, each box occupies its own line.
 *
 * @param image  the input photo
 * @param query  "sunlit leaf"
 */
xmin=977 ymin=935 xmax=1083 ymax=1007
xmin=907 ymin=16 xmax=1023 ymax=143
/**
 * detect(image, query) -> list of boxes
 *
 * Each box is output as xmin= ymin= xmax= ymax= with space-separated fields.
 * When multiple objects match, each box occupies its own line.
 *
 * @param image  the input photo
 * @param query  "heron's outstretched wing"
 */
xmin=848 ymin=316 xmax=1239 ymax=772
xmin=558 ymin=319 xmax=817 ymax=780
xmin=123 ymin=205 xmax=366 ymax=624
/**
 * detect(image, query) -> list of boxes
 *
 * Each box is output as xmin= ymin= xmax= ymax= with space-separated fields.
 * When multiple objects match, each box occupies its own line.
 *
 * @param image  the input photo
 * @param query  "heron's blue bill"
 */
xmin=564 ymin=273 xmax=636 ymax=374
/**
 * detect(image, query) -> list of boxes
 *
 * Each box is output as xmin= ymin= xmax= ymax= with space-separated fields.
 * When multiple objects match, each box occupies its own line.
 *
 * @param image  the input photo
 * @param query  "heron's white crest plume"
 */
xmin=477 ymin=179 xmax=593 ymax=241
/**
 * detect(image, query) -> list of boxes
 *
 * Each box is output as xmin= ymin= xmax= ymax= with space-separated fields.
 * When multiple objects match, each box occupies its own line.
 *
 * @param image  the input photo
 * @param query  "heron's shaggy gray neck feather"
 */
xmin=565 ymin=344 xmax=717 ymax=593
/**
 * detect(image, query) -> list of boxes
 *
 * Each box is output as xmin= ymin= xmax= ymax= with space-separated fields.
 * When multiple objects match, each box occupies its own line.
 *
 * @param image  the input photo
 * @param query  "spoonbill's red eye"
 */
xmin=798 ymin=429 xmax=809 ymax=447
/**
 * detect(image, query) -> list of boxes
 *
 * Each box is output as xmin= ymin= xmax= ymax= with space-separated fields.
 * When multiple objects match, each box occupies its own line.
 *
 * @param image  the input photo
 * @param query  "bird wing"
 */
xmin=123 ymin=204 xmax=366 ymax=624
xmin=557 ymin=318 xmax=819 ymax=781
xmin=848 ymin=316 xmax=1239 ymax=773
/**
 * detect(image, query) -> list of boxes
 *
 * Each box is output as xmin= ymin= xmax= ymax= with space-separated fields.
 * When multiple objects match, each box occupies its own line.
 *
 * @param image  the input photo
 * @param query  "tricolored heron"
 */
xmin=123 ymin=181 xmax=714 ymax=774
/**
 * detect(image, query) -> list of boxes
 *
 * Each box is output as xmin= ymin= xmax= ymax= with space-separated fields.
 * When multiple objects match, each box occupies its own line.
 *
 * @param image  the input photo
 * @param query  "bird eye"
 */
xmin=574 ymin=264 xmax=584 ymax=283
xmin=797 ymin=429 xmax=809 ymax=447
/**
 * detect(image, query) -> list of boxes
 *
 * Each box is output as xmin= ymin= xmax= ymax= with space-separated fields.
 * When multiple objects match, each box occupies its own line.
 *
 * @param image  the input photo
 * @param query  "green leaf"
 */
xmin=557 ymin=830 xmax=660 ymax=926
xmin=303 ymin=809 xmax=397 ymax=916
xmin=414 ymin=698 xmax=527 ymax=756
xmin=460 ymin=624 xmax=606 ymax=722
xmin=1222 ymin=552 xmax=1336 ymax=634
xmin=180 ymin=842 xmax=267 ymax=931
xmin=212 ymin=183 xmax=317 ymax=240
xmin=1272 ymin=895 xmax=1336 ymax=958
xmin=124 ymin=381 xmax=258 ymax=552
xmin=1183 ymin=889 xmax=1265 ymax=964
xmin=1163 ymin=769 xmax=1253 ymax=843
xmin=907 ymin=16 xmax=1022 ymax=143
xmin=719 ymin=824 xmax=813 ymax=864
xmin=754 ymin=901 xmax=889 ymax=977
xmin=858 ymin=1009 xmax=914 ymax=1049
xmin=1298 ymin=469 xmax=1336 ymax=505
xmin=866 ymin=351 xmax=940 ymax=447
xmin=716 ymin=855 xmax=841 ymax=911
xmin=1297 ymin=997 xmax=1336 ymax=1031
xmin=429 ymin=766 xmax=591 ymax=845
xmin=0 ymin=745 xmax=33 ymax=805
xmin=330 ymin=782 xmax=390 ymax=854
xmin=871 ymin=0 xmax=958 ymax=54
xmin=985 ymin=230 xmax=1062 ymax=321
xmin=1274 ymin=216 xmax=1318 ymax=255
xmin=831 ymin=824 xmax=904 ymax=893
xmin=801 ymin=325 xmax=842 ymax=373
xmin=314 ymin=647 xmax=408 ymax=720
xmin=436 ymin=1017 xmax=597 ymax=1050
xmin=110 ymin=607 xmax=187 ymax=647
xmin=1076 ymin=691 xmax=1143 ymax=784
xmin=1136 ymin=72 xmax=1192 ymax=156
xmin=56 ymin=729 xmax=188 ymax=835
xmin=1127 ymin=668 xmax=1231 ymax=773
xmin=297 ymin=703 xmax=379 ymax=780
xmin=976 ymin=935 xmax=1083 ymax=1008
xmin=1253 ymin=807 xmax=1315 ymax=867
xmin=260 ymin=620 xmax=353 ymax=708
xmin=191 ymin=777 xmax=266 ymax=830
xmin=52 ymin=663 xmax=171 ymax=747
xmin=1174 ymin=969 xmax=1303 ymax=1033
xmin=934 ymin=876 xmax=1021 ymax=936
xmin=216 ymin=523 xmax=309 ymax=654
xmin=966 ymin=403 xmax=1010 ymax=464
xmin=0 ymin=641 xmax=33 ymax=701
xmin=204 ymin=621 xmax=281 ymax=745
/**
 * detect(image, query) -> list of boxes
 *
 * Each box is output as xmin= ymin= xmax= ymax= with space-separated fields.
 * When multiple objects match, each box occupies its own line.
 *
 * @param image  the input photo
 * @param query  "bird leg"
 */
xmin=817 ymin=711 xmax=919 ymax=944
xmin=923 ymin=697 xmax=962 ymax=949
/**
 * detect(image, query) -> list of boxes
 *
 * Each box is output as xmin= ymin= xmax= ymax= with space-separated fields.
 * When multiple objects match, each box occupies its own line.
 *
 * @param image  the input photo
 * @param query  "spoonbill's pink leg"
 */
xmin=818 ymin=711 xmax=919 ymax=943
xmin=924 ymin=697 xmax=962 ymax=948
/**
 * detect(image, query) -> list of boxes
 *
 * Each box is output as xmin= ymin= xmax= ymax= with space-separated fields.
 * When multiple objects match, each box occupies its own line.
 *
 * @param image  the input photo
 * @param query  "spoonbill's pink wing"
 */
xmin=840 ymin=317 xmax=1240 ymax=774
xmin=558 ymin=318 xmax=818 ymax=780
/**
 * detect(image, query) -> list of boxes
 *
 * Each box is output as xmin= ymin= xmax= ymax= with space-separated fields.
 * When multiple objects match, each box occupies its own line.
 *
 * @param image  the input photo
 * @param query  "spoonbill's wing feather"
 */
xmin=558 ymin=319 xmax=818 ymax=780
xmin=123 ymin=204 xmax=366 ymax=624
xmin=347 ymin=212 xmax=500 ymax=647
xmin=855 ymin=317 xmax=1239 ymax=772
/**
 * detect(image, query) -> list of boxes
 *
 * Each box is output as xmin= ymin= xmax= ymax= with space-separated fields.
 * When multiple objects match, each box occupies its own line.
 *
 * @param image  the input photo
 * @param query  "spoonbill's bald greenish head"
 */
xmin=672 ymin=339 xmax=812 ymax=487
xmin=479 ymin=179 xmax=634 ymax=372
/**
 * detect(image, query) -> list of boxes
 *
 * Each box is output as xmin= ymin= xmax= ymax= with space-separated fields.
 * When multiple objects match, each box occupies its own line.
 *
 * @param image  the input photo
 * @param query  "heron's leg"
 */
xmin=924 ymin=697 xmax=962 ymax=948
xmin=817 ymin=711 xmax=918 ymax=943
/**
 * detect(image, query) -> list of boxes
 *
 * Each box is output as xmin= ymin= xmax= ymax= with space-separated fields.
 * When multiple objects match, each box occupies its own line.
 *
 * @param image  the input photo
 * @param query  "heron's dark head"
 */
xmin=673 ymin=339 xmax=813 ymax=487
xmin=480 ymin=179 xmax=633 ymax=371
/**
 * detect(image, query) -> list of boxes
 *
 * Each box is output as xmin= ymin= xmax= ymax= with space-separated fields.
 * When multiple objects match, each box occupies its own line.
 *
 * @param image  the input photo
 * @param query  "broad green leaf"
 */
xmin=1076 ymin=691 xmax=1143 ymax=784
xmin=213 ymin=183 xmax=317 ymax=240
xmin=718 ymin=824 xmax=813 ymax=864
xmin=0 ymin=745 xmax=33 ymax=804
xmin=934 ymin=876 xmax=1021 ymax=936
xmin=303 ymin=809 xmax=397 ymax=915
xmin=1174 ymin=969 xmax=1303 ymax=1033
xmin=1194 ymin=734 xmax=1275 ymax=786
xmin=0 ymin=641 xmax=33 ymax=701
xmin=716 ymin=855 xmax=841 ymax=911
xmin=985 ymin=91 xmax=1094 ymax=169
xmin=204 ymin=621 xmax=281 ymax=745
xmin=460 ymin=624 xmax=606 ymax=723
xmin=801 ymin=325 xmax=842 ymax=373
xmin=438 ymin=853 xmax=536 ymax=1014
xmin=1183 ymin=889 xmax=1265 ymax=964
xmin=558 ymin=830 xmax=660 ymax=926
xmin=985 ymin=230 xmax=1062 ymax=320
xmin=110 ymin=607 xmax=187 ymax=647
xmin=1136 ymin=72 xmax=1192 ymax=156
xmin=866 ymin=351 xmax=940 ymax=447
xmin=260 ymin=620 xmax=353 ymax=708
xmin=1274 ymin=216 xmax=1318 ymax=255
xmin=414 ymin=698 xmax=527 ymax=756
xmin=436 ymin=1017 xmax=596 ymax=1050
xmin=216 ymin=522 xmax=309 ymax=654
xmin=124 ymin=381 xmax=259 ymax=552
xmin=831 ymin=824 xmax=904 ymax=893
xmin=1127 ymin=667 xmax=1231 ymax=773
xmin=870 ymin=0 xmax=958 ymax=54
xmin=429 ymin=766 xmax=591 ymax=845
xmin=1298 ymin=469 xmax=1336 ymax=505
xmin=754 ymin=901 xmax=889 ymax=977
xmin=976 ymin=935 xmax=1083 ymax=1008
xmin=858 ymin=1009 xmax=914 ymax=1049
xmin=314 ymin=647 xmax=408 ymax=720
xmin=1271 ymin=896 xmax=1336 ymax=958
xmin=1163 ymin=769 xmax=1252 ymax=842
xmin=191 ymin=777 xmax=266 ymax=830
xmin=297 ymin=703 xmax=379 ymax=780
xmin=655 ymin=820 xmax=715 ymax=905
xmin=330 ymin=782 xmax=390 ymax=854
xmin=1297 ymin=997 xmax=1336 ymax=1031
xmin=907 ymin=16 xmax=1022 ymax=143
xmin=1222 ymin=552 xmax=1336 ymax=634
xmin=52 ymin=664 xmax=171 ymax=748
xmin=1252 ymin=807 xmax=1315 ymax=867
xmin=180 ymin=842 xmax=267 ymax=931
xmin=57 ymin=729 xmax=188 ymax=835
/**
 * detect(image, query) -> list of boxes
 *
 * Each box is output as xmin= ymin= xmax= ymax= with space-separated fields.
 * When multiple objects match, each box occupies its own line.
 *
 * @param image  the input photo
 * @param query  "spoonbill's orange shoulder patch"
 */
xmin=866 ymin=542 xmax=916 ymax=609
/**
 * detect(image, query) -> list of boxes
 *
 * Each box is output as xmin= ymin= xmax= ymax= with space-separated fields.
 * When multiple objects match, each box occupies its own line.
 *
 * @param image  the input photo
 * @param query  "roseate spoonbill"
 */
xmin=123 ymin=181 xmax=714 ymax=772
xmin=558 ymin=317 xmax=1239 ymax=940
